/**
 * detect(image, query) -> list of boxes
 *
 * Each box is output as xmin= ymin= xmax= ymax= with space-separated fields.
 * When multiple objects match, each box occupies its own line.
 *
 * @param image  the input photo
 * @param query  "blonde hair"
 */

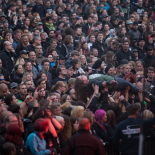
xmin=128 ymin=61 xmax=136 ymax=68
xmin=83 ymin=110 xmax=94 ymax=125
xmin=142 ymin=109 xmax=154 ymax=119
xmin=61 ymin=102 xmax=72 ymax=111
xmin=78 ymin=55 xmax=87 ymax=68
xmin=15 ymin=58 xmax=25 ymax=66
xmin=71 ymin=106 xmax=84 ymax=119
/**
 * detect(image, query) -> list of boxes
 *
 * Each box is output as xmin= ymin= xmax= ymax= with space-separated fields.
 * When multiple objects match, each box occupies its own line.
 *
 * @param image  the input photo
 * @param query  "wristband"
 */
xmin=94 ymin=93 xmax=99 ymax=98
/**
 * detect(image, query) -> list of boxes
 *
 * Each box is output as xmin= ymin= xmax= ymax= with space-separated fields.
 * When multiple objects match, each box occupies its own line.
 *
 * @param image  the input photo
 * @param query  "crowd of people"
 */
xmin=0 ymin=0 xmax=155 ymax=154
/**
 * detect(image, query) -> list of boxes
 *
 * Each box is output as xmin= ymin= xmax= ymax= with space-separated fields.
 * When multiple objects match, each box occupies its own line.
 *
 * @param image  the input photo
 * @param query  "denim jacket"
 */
xmin=26 ymin=131 xmax=51 ymax=155
xmin=32 ymin=63 xmax=43 ymax=80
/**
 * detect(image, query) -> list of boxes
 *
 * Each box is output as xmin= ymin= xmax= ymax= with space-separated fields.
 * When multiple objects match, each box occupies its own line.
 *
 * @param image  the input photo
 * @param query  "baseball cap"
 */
xmin=10 ymin=82 xmax=18 ymax=89
xmin=147 ymin=46 xmax=153 ymax=51
xmin=132 ymin=49 xmax=138 ymax=52
xmin=36 ymin=22 xmax=43 ymax=26
xmin=94 ymin=28 xmax=99 ymax=31
xmin=20 ymin=50 xmax=28 ymax=55
xmin=0 ymin=12 xmax=6 ymax=17
xmin=57 ymin=55 xmax=65 ymax=60
xmin=126 ymin=19 xmax=133 ymax=25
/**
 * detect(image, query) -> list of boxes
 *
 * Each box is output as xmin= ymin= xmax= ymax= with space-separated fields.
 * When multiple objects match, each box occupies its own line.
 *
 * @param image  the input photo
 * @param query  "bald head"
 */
xmin=78 ymin=75 xmax=89 ymax=84
xmin=79 ymin=118 xmax=90 ymax=130
xmin=0 ymin=83 xmax=8 ymax=97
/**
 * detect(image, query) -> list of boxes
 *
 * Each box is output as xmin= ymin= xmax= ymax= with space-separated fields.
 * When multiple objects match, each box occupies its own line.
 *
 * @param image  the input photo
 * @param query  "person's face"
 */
xmin=97 ymin=34 xmax=103 ymax=41
xmin=128 ymin=63 xmax=134 ymax=69
xmin=52 ymin=51 xmax=57 ymax=58
xmin=41 ymin=33 xmax=46 ymax=40
xmin=75 ymin=62 xmax=79 ymax=69
xmin=46 ymin=1 xmax=50 ymax=7
xmin=10 ymin=87 xmax=18 ymax=95
xmin=133 ymin=24 xmax=138 ymax=30
xmin=83 ymin=43 xmax=88 ymax=49
xmin=73 ymin=120 xmax=79 ymax=131
xmin=80 ymin=56 xmax=86 ymax=64
xmin=139 ymin=40 xmax=145 ymax=47
xmin=19 ymin=85 xmax=27 ymax=95
xmin=90 ymin=35 xmax=95 ymax=43
xmin=43 ymin=62 xmax=50 ymax=71
xmin=35 ymin=45 xmax=42 ymax=54
xmin=76 ymin=28 xmax=82 ymax=36
xmin=60 ymin=67 xmax=67 ymax=76
xmin=107 ymin=68 xmax=113 ymax=75
xmin=147 ymin=49 xmax=153 ymax=56
xmin=6 ymin=116 xmax=18 ymax=128
xmin=87 ymin=17 xmax=92 ymax=23
xmin=112 ymin=0 xmax=117 ymax=6
xmin=0 ymin=86 xmax=8 ymax=97
xmin=14 ymin=32 xmax=21 ymax=41
xmin=49 ymin=31 xmax=54 ymax=38
xmin=122 ymin=42 xmax=129 ymax=51
xmin=66 ymin=95 xmax=72 ymax=102
xmin=25 ymin=81 xmax=33 ymax=88
xmin=147 ymin=70 xmax=155 ymax=78
xmin=52 ymin=41 xmax=57 ymax=48
xmin=87 ymin=67 xmax=92 ymax=74
xmin=29 ymin=52 xmax=36 ymax=61
xmin=41 ymin=73 xmax=47 ymax=81
xmin=114 ymin=8 xmax=119 ymax=15
xmin=67 ymin=68 xmax=73 ymax=77
xmin=121 ymin=28 xmax=126 ymax=34
xmin=11 ymin=95 xmax=18 ymax=104
xmin=19 ymin=58 xmax=25 ymax=66
xmin=67 ymin=4 xmax=71 ymax=10
xmin=59 ymin=59 xmax=65 ymax=65
xmin=56 ymin=35 xmax=62 ymax=42
xmin=22 ymin=36 xmax=28 ymax=45
xmin=137 ymin=82 xmax=143 ymax=90
xmin=5 ymin=33 xmax=12 ymax=40
xmin=34 ymin=30 xmax=40 ymax=36
xmin=138 ymin=0 xmax=142 ymax=5
xmin=136 ymin=63 xmax=143 ymax=71
xmin=54 ymin=106 xmax=62 ymax=116
xmin=113 ymin=44 xmax=118 ymax=50
xmin=124 ymin=65 xmax=131 ymax=74
xmin=17 ymin=65 xmax=23 ymax=74
xmin=104 ymin=25 xmax=109 ymax=31
xmin=25 ymin=63 xmax=33 ymax=72
xmin=35 ymin=38 xmax=41 ymax=45
xmin=70 ymin=89 xmax=75 ymax=99
xmin=36 ymin=25 xmax=43 ymax=31
xmin=102 ymin=113 xmax=107 ymax=122
xmin=40 ymin=81 xmax=46 ymax=89
xmin=93 ymin=15 xmax=98 ymax=21
xmin=38 ymin=88 xmax=45 ymax=97
xmin=93 ymin=49 xmax=98 ymax=57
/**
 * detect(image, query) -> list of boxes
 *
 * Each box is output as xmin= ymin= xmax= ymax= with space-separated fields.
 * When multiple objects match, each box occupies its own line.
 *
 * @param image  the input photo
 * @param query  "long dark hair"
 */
xmin=106 ymin=110 xmax=117 ymax=129
xmin=74 ymin=78 xmax=88 ymax=103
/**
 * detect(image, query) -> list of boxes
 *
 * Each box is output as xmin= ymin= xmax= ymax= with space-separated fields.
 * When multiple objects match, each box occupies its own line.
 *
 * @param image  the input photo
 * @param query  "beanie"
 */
xmin=105 ymin=65 xmax=112 ymax=74
xmin=92 ymin=59 xmax=102 ymax=69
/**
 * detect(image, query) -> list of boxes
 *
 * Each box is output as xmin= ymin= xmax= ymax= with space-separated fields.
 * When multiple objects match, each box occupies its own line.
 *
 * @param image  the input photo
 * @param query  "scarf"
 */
xmin=45 ymin=22 xmax=55 ymax=31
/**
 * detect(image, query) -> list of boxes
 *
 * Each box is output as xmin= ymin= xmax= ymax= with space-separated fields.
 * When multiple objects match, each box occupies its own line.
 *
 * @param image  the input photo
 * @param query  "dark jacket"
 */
xmin=12 ymin=73 xmax=23 ymax=84
xmin=143 ymin=55 xmax=155 ymax=69
xmin=92 ymin=122 xmax=108 ymax=142
xmin=92 ymin=40 xmax=106 ymax=58
xmin=0 ymin=50 xmax=16 ymax=75
xmin=115 ymin=48 xmax=135 ymax=67
xmin=63 ymin=129 xmax=106 ymax=155
xmin=113 ymin=117 xmax=155 ymax=155
xmin=32 ymin=4 xmax=46 ymax=18
xmin=82 ymin=23 xmax=93 ymax=35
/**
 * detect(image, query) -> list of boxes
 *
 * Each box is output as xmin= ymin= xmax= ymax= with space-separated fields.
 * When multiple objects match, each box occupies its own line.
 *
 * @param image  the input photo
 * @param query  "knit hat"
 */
xmin=92 ymin=59 xmax=102 ymax=69
xmin=105 ymin=65 xmax=112 ymax=74
xmin=119 ymin=59 xmax=128 ymax=65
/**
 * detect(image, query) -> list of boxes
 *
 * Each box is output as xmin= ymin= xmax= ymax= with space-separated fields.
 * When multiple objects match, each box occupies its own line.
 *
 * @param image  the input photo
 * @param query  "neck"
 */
xmin=39 ymin=96 xmax=44 ymax=100
xmin=37 ymin=53 xmax=42 ymax=56
xmin=56 ymin=89 xmax=61 ymax=94
xmin=20 ymin=93 xmax=25 ymax=99
xmin=98 ymin=39 xmax=102 ymax=43
xmin=148 ymin=77 xmax=153 ymax=81
xmin=128 ymin=115 xmax=137 ymax=119
xmin=32 ymin=61 xmax=36 ymax=65
xmin=22 ymin=43 xmax=27 ymax=47
xmin=139 ymin=45 xmax=143 ymax=49
xmin=5 ymin=49 xmax=11 ymax=52
xmin=123 ymin=49 xmax=128 ymax=52
xmin=59 ymin=74 xmax=65 ymax=79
